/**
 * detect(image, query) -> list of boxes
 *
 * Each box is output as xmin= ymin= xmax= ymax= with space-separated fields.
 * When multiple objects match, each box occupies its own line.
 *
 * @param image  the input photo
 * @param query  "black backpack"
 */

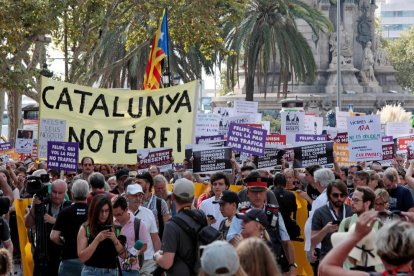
xmin=264 ymin=204 xmax=290 ymax=273
xmin=170 ymin=209 xmax=220 ymax=275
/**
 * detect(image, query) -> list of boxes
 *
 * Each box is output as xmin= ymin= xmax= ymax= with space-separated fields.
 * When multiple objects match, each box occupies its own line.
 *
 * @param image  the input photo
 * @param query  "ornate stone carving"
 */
xmin=360 ymin=41 xmax=377 ymax=83
xmin=321 ymin=96 xmax=333 ymax=111
xmin=356 ymin=2 xmax=373 ymax=48
xmin=328 ymin=26 xmax=353 ymax=68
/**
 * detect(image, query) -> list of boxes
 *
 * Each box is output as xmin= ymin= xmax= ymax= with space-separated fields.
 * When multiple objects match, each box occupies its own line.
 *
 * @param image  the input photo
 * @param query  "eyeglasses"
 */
xmin=331 ymin=192 xmax=347 ymax=198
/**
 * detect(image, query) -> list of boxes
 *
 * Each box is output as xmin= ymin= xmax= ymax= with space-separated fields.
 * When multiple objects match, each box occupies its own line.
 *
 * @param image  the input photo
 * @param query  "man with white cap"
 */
xmin=154 ymin=178 xmax=201 ymax=275
xmin=126 ymin=184 xmax=160 ymax=276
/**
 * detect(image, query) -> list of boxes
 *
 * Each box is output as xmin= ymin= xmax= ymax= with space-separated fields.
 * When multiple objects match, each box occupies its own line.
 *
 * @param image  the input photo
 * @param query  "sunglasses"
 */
xmin=331 ymin=192 xmax=347 ymax=199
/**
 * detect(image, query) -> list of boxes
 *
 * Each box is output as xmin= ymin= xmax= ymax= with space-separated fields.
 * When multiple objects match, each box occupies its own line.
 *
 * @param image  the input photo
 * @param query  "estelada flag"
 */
xmin=142 ymin=9 xmax=169 ymax=90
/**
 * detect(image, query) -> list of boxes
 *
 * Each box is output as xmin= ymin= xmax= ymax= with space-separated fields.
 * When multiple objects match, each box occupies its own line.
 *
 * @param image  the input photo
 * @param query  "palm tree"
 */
xmin=226 ymin=0 xmax=333 ymax=101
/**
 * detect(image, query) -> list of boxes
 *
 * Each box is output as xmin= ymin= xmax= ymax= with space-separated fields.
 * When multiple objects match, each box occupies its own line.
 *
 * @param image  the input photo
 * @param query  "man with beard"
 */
xmin=339 ymin=186 xmax=376 ymax=232
xmin=311 ymin=180 xmax=352 ymax=262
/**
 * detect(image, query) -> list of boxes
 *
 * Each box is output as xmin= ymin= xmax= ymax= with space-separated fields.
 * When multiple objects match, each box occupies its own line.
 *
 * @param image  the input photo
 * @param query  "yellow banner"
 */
xmin=39 ymin=77 xmax=198 ymax=164
xmin=15 ymin=198 xmax=34 ymax=276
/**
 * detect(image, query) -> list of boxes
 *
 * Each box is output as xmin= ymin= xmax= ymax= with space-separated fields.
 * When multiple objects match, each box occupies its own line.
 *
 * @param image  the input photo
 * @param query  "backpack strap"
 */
xmin=134 ymin=217 xmax=141 ymax=241
xmin=156 ymin=197 xmax=164 ymax=236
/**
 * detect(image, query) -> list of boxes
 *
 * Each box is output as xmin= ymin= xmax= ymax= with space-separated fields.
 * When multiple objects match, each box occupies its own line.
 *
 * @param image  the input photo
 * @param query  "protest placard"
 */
xmin=252 ymin=148 xmax=285 ymax=170
xmin=295 ymin=134 xmax=328 ymax=144
xmin=218 ymin=115 xmax=251 ymax=136
xmin=234 ymin=100 xmax=258 ymax=115
xmin=196 ymin=135 xmax=225 ymax=144
xmin=47 ymin=141 xmax=79 ymax=171
xmin=396 ymin=136 xmax=414 ymax=151
xmin=195 ymin=113 xmax=220 ymax=137
xmin=304 ymin=115 xmax=323 ymax=135
xmin=333 ymin=143 xmax=356 ymax=167
xmin=39 ymin=119 xmax=66 ymax=159
xmin=382 ymin=144 xmax=395 ymax=160
xmin=15 ymin=129 xmax=34 ymax=154
xmin=40 ymin=77 xmax=198 ymax=163
xmin=382 ymin=136 xmax=394 ymax=143
xmin=227 ymin=123 xmax=267 ymax=156
xmin=192 ymin=147 xmax=232 ymax=173
xmin=0 ymin=143 xmax=13 ymax=152
xmin=335 ymin=110 xmax=350 ymax=131
xmin=137 ymin=148 xmax=173 ymax=172
xmin=281 ymin=112 xmax=304 ymax=145
xmin=385 ymin=121 xmax=411 ymax=137
xmin=347 ymin=115 xmax=382 ymax=161
xmin=293 ymin=142 xmax=334 ymax=168
xmin=266 ymin=134 xmax=286 ymax=146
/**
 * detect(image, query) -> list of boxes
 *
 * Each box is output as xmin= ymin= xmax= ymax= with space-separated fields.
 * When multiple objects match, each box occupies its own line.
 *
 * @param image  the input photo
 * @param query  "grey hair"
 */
xmin=154 ymin=174 xmax=168 ymax=185
xmin=71 ymin=179 xmax=89 ymax=200
xmin=376 ymin=221 xmax=414 ymax=266
xmin=313 ymin=168 xmax=335 ymax=188
xmin=52 ymin=179 xmax=68 ymax=191
xmin=88 ymin=172 xmax=106 ymax=189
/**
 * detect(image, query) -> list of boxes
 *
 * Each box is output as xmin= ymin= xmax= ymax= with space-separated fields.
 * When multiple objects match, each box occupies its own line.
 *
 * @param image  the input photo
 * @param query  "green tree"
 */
xmin=385 ymin=27 xmax=414 ymax=92
xmin=225 ymin=0 xmax=332 ymax=101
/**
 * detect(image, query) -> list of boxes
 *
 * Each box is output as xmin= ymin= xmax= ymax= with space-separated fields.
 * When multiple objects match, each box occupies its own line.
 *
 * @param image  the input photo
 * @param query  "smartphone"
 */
xmin=207 ymin=215 xmax=215 ymax=220
xmin=332 ymin=220 xmax=341 ymax=225
xmin=100 ymin=224 xmax=113 ymax=231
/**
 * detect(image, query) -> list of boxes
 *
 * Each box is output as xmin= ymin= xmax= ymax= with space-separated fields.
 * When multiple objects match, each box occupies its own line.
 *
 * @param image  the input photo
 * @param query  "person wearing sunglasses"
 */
xmin=311 ymin=180 xmax=352 ymax=265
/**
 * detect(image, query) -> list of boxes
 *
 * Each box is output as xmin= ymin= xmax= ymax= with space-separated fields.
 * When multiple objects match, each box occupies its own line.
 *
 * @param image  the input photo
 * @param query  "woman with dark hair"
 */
xmin=77 ymin=195 xmax=125 ymax=276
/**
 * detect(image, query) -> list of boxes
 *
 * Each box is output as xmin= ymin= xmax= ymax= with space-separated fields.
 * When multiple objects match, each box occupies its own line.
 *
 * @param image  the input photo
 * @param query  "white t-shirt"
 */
xmin=199 ymin=196 xmax=224 ymax=230
xmin=135 ymin=205 xmax=158 ymax=260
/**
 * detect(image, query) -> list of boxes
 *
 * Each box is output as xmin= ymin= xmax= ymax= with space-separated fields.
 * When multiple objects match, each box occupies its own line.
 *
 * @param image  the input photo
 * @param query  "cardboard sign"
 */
xmin=281 ymin=112 xmax=304 ymax=145
xmin=227 ymin=123 xmax=267 ymax=156
xmin=336 ymin=110 xmax=350 ymax=131
xmin=234 ymin=100 xmax=258 ymax=115
xmin=293 ymin=142 xmax=334 ymax=168
xmin=192 ymin=147 xmax=232 ymax=173
xmin=137 ymin=148 xmax=173 ymax=172
xmin=382 ymin=144 xmax=395 ymax=160
xmin=385 ymin=121 xmax=411 ymax=137
xmin=396 ymin=137 xmax=414 ymax=151
xmin=195 ymin=113 xmax=220 ymax=137
xmin=304 ymin=115 xmax=323 ymax=135
xmin=47 ymin=141 xmax=79 ymax=171
xmin=39 ymin=119 xmax=67 ymax=159
xmin=333 ymin=143 xmax=356 ymax=167
xmin=218 ymin=115 xmax=251 ymax=136
xmin=347 ymin=115 xmax=382 ymax=161
xmin=15 ymin=129 xmax=34 ymax=154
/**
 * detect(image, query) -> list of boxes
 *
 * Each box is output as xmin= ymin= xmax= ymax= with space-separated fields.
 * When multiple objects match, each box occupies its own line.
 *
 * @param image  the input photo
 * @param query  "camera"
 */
xmin=26 ymin=175 xmax=49 ymax=201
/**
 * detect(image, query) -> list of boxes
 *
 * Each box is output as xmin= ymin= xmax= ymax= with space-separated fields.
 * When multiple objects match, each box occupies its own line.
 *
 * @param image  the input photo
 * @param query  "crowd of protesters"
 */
xmin=0 ymin=152 xmax=412 ymax=275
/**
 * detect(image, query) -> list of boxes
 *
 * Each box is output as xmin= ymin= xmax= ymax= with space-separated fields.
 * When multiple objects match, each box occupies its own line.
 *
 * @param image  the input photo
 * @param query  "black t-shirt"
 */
xmin=53 ymin=202 xmax=88 ymax=260
xmin=0 ymin=218 xmax=10 ymax=244
xmin=161 ymin=215 xmax=197 ymax=276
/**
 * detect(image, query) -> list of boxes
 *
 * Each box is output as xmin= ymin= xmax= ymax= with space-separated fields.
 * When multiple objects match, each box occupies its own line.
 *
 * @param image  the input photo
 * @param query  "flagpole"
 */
xmin=165 ymin=8 xmax=172 ymax=87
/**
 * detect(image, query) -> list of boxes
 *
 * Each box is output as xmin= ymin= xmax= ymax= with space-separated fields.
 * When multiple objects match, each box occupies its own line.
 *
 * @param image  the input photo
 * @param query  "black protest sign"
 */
xmin=293 ymin=142 xmax=334 ymax=168
xmin=192 ymin=147 xmax=232 ymax=173
xmin=253 ymin=148 xmax=285 ymax=169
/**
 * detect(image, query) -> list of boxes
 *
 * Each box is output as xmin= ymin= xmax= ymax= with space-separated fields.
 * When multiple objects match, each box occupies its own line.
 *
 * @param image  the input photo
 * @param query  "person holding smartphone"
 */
xmin=311 ymin=180 xmax=352 ymax=269
xmin=77 ymin=194 xmax=126 ymax=276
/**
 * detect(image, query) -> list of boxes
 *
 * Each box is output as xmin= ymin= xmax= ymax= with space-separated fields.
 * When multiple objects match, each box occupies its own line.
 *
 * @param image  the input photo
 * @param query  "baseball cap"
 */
xmin=236 ymin=208 xmax=268 ymax=227
xmin=173 ymin=178 xmax=194 ymax=200
xmin=126 ymin=184 xmax=144 ymax=195
xmin=200 ymin=240 xmax=240 ymax=276
xmin=32 ymin=169 xmax=48 ymax=178
xmin=245 ymin=177 xmax=268 ymax=192
xmin=213 ymin=190 xmax=239 ymax=205
xmin=116 ymin=168 xmax=129 ymax=180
